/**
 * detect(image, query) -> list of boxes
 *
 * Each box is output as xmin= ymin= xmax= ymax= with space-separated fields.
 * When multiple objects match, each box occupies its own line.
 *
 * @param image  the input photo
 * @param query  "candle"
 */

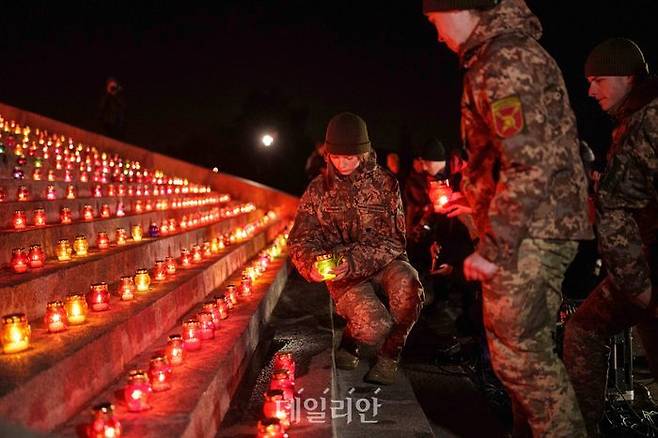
xmin=60 ymin=207 xmax=72 ymax=224
xmin=165 ymin=334 xmax=184 ymax=366
xmin=47 ymin=170 xmax=56 ymax=181
xmin=148 ymin=222 xmax=159 ymax=238
xmin=107 ymin=185 xmax=116 ymax=197
xmin=86 ymin=402 xmax=122 ymax=438
xmin=17 ymin=185 xmax=29 ymax=202
xmin=202 ymin=242 xmax=212 ymax=258
xmin=33 ymin=208 xmax=47 ymax=227
xmin=263 ymin=389 xmax=291 ymax=430
xmin=226 ymin=285 xmax=238 ymax=307
xmin=87 ymin=283 xmax=111 ymax=312
xmin=180 ymin=249 xmax=192 ymax=268
xmin=197 ymin=311 xmax=215 ymax=340
xmin=2 ymin=313 xmax=31 ymax=354
xmin=96 ymin=232 xmax=110 ymax=250
xmin=115 ymin=228 xmax=127 ymax=245
xmin=44 ymin=301 xmax=68 ymax=333
xmin=134 ymin=200 xmax=143 ymax=214
xmin=12 ymin=166 xmax=24 ymax=180
xmin=115 ymin=202 xmax=125 ymax=217
xmin=118 ymin=276 xmax=136 ymax=301
xmin=269 ymin=369 xmax=295 ymax=402
xmin=10 ymin=248 xmax=29 ymax=273
xmin=134 ymin=269 xmax=150 ymax=293
xmin=82 ymin=205 xmax=94 ymax=221
xmin=159 ymin=220 xmax=169 ymax=236
xmin=13 ymin=210 xmax=27 ymax=230
xmin=28 ymin=244 xmax=45 ymax=268
xmin=191 ymin=245 xmax=202 ymax=264
xmin=153 ymin=260 xmax=166 ymax=281
xmin=32 ymin=168 xmax=42 ymax=181
xmin=100 ymin=204 xmax=111 ymax=218
xmin=93 ymin=184 xmax=103 ymax=198
xmin=202 ymin=301 xmax=222 ymax=329
xmin=46 ymin=185 xmax=57 ymax=200
xmin=73 ymin=235 xmax=89 ymax=257
xmin=182 ymin=319 xmax=201 ymax=351
xmin=65 ymin=294 xmax=88 ymax=325
xmin=314 ymin=254 xmax=337 ymax=281
xmin=124 ymin=370 xmax=152 ymax=412
xmin=65 ymin=184 xmax=76 ymax=199
xmin=148 ymin=355 xmax=172 ymax=392
xmin=164 ymin=256 xmax=176 ymax=275
xmin=210 ymin=238 xmax=220 ymax=254
xmin=214 ymin=295 xmax=229 ymax=319
xmin=240 ymin=275 xmax=252 ymax=297
xmin=56 ymin=239 xmax=73 ymax=261
xmin=131 ymin=224 xmax=143 ymax=241
xmin=256 ymin=418 xmax=287 ymax=438
xmin=272 ymin=353 xmax=296 ymax=383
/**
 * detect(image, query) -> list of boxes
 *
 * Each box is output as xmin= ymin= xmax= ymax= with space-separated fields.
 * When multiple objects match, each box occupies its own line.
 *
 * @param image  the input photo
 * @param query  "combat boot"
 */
xmin=364 ymin=356 xmax=398 ymax=385
xmin=334 ymin=336 xmax=359 ymax=370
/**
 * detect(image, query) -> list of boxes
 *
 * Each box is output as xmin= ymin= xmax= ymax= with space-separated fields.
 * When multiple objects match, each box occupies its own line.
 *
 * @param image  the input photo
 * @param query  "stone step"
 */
xmin=55 ymin=251 xmax=291 ymax=438
xmin=0 ymin=220 xmax=285 ymax=431
xmin=0 ymin=210 xmax=265 ymax=320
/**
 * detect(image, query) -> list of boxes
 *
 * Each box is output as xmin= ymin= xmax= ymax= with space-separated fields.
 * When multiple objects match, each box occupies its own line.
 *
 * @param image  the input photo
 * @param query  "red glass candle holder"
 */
xmin=28 ymin=244 xmax=45 ymax=268
xmin=240 ymin=275 xmax=252 ymax=297
xmin=202 ymin=242 xmax=212 ymax=258
xmin=180 ymin=249 xmax=192 ymax=268
xmin=153 ymin=260 xmax=166 ymax=281
xmin=134 ymin=269 xmax=151 ymax=293
xmin=33 ymin=208 xmax=47 ymax=227
xmin=46 ymin=184 xmax=57 ymax=200
xmin=107 ymin=185 xmax=116 ymax=197
xmin=93 ymin=184 xmax=103 ymax=198
xmin=269 ymin=369 xmax=295 ymax=402
xmin=47 ymin=170 xmax=56 ymax=182
xmin=124 ymin=370 xmax=152 ymax=412
xmin=31 ymin=168 xmax=42 ymax=181
xmin=2 ymin=313 xmax=31 ymax=354
xmin=182 ymin=319 xmax=201 ymax=351
xmin=134 ymin=200 xmax=143 ymax=214
xmin=191 ymin=245 xmax=202 ymax=264
xmin=115 ymin=201 xmax=125 ymax=217
xmin=13 ymin=210 xmax=27 ymax=230
xmin=210 ymin=238 xmax=221 ymax=254
xmin=87 ymin=282 xmax=111 ymax=312
xmin=202 ymin=301 xmax=222 ymax=329
xmin=100 ymin=204 xmax=111 ymax=218
xmin=96 ymin=232 xmax=110 ymax=250
xmin=148 ymin=355 xmax=172 ymax=392
xmin=257 ymin=418 xmax=287 ymax=438
xmin=65 ymin=294 xmax=88 ymax=325
xmin=56 ymin=239 xmax=73 ymax=261
xmin=10 ymin=248 xmax=29 ymax=273
xmin=82 ymin=204 xmax=94 ymax=221
xmin=263 ymin=389 xmax=292 ymax=431
xmin=118 ymin=276 xmax=136 ymax=301
xmin=44 ymin=301 xmax=68 ymax=333
xmin=60 ymin=207 xmax=72 ymax=224
xmin=86 ymin=402 xmax=122 ymax=438
xmin=165 ymin=334 xmax=184 ymax=366
xmin=164 ymin=256 xmax=176 ymax=275
xmin=17 ymin=185 xmax=29 ymax=202
xmin=65 ymin=184 xmax=76 ymax=200
xmin=214 ymin=295 xmax=229 ymax=319
xmin=115 ymin=228 xmax=127 ymax=246
xmin=273 ymin=352 xmax=296 ymax=383
xmin=226 ymin=285 xmax=238 ymax=307
xmin=197 ymin=311 xmax=215 ymax=340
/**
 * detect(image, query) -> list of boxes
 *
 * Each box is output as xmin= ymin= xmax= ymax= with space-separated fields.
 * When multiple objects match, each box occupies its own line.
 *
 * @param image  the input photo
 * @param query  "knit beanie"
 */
xmin=420 ymin=138 xmax=446 ymax=161
xmin=584 ymin=38 xmax=649 ymax=77
xmin=422 ymin=0 xmax=498 ymax=12
xmin=324 ymin=112 xmax=372 ymax=155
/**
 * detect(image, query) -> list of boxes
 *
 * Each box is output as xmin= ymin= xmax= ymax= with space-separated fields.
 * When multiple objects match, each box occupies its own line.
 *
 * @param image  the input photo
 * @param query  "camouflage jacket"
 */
xmin=287 ymin=153 xmax=407 ymax=299
xmin=597 ymin=78 xmax=658 ymax=224
xmin=458 ymin=0 xmax=593 ymax=268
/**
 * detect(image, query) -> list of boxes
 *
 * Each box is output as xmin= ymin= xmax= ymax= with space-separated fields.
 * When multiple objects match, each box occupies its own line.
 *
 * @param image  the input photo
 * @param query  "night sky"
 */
xmin=1 ymin=1 xmax=657 ymax=196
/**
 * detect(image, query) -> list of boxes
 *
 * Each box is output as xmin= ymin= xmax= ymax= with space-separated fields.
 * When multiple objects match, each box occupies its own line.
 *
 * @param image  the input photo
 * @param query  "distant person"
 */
xmin=98 ymin=77 xmax=126 ymax=140
xmin=304 ymin=141 xmax=326 ymax=183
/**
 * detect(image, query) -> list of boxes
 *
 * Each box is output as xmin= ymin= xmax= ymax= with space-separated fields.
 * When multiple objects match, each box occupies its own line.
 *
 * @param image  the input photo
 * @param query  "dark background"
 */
xmin=1 ymin=1 xmax=656 ymax=196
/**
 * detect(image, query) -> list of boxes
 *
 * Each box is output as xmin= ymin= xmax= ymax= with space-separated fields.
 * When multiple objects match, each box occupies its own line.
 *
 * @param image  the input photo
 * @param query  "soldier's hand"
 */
xmin=309 ymin=264 xmax=327 ymax=283
xmin=430 ymin=263 xmax=453 ymax=277
xmin=464 ymin=253 xmax=498 ymax=282
xmin=331 ymin=258 xmax=349 ymax=281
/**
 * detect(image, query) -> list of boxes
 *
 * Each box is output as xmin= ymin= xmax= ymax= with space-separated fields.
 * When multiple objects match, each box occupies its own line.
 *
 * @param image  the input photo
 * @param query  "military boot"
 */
xmin=364 ymin=356 xmax=399 ymax=385
xmin=334 ymin=336 xmax=359 ymax=370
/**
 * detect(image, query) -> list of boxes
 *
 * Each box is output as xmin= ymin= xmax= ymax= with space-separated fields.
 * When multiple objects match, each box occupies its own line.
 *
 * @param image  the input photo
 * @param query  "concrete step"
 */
xmin=0 ymin=220 xmax=285 ymax=431
xmin=0 ymin=209 xmax=264 ymax=320
xmin=55 ymin=249 xmax=291 ymax=438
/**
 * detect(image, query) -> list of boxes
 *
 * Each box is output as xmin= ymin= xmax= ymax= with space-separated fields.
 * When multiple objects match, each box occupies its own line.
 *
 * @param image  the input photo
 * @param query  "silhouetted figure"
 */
xmin=98 ymin=77 xmax=126 ymax=140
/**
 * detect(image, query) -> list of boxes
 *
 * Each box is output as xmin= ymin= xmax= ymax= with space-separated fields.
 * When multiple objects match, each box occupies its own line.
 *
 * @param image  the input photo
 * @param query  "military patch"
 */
xmin=491 ymin=95 xmax=524 ymax=138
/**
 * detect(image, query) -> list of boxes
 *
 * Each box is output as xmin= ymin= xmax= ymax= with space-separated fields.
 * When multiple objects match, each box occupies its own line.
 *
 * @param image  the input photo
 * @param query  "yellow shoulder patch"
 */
xmin=491 ymin=95 xmax=524 ymax=138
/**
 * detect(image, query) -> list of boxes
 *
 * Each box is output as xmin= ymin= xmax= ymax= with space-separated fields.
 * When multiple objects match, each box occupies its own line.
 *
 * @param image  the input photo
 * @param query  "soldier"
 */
xmin=287 ymin=112 xmax=424 ymax=385
xmin=563 ymin=38 xmax=658 ymax=437
xmin=423 ymin=0 xmax=593 ymax=436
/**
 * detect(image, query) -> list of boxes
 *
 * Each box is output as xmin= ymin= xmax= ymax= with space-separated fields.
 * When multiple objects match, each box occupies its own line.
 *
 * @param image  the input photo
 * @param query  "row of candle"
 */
xmin=81 ymin=235 xmax=289 ymax=437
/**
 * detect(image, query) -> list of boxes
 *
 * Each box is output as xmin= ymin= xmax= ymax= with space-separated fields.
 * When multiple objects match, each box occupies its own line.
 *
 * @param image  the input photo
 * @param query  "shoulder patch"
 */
xmin=491 ymin=95 xmax=524 ymax=138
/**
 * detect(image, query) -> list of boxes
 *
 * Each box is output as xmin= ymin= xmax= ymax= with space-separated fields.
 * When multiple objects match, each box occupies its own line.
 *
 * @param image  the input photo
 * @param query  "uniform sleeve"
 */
xmin=472 ymin=54 xmax=551 ymax=266
xmin=287 ymin=187 xmax=326 ymax=282
xmin=640 ymin=104 xmax=658 ymax=177
xmin=335 ymin=179 xmax=407 ymax=280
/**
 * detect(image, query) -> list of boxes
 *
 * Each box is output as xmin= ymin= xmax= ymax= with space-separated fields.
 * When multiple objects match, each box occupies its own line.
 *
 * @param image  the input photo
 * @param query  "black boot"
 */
xmin=335 ymin=336 xmax=360 ymax=370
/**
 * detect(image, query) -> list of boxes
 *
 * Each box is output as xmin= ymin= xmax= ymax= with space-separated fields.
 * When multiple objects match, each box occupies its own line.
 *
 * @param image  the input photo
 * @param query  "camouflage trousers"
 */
xmin=563 ymin=209 xmax=658 ymax=437
xmin=482 ymin=239 xmax=586 ymax=438
xmin=334 ymin=260 xmax=424 ymax=360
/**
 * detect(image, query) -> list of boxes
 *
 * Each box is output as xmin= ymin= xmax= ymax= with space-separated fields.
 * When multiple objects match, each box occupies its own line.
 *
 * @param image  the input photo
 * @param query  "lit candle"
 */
xmin=148 ymin=355 xmax=172 ymax=392
xmin=32 ymin=208 xmax=47 ymax=227
xmin=46 ymin=185 xmax=57 ymax=200
xmin=180 ymin=249 xmax=192 ymax=268
xmin=65 ymin=184 xmax=76 ymax=199
xmin=256 ymin=418 xmax=287 ymax=438
xmin=202 ymin=242 xmax=212 ymax=258
xmin=262 ymin=389 xmax=291 ymax=431
xmin=115 ymin=228 xmax=127 ymax=245
xmin=86 ymin=402 xmax=122 ymax=438
xmin=214 ymin=295 xmax=229 ymax=319
xmin=134 ymin=200 xmax=143 ymax=214
xmin=60 ymin=207 xmax=72 ymax=224
xmin=17 ymin=185 xmax=29 ymax=201
xmin=134 ymin=268 xmax=150 ymax=293
xmin=100 ymin=204 xmax=111 ymax=218
xmin=118 ymin=276 xmax=136 ymax=301
xmin=56 ymin=239 xmax=73 ymax=261
xmin=164 ymin=256 xmax=176 ymax=275
xmin=314 ymin=254 xmax=337 ymax=281
xmin=131 ymin=224 xmax=143 ymax=241
xmin=32 ymin=168 xmax=42 ymax=181
xmin=182 ymin=319 xmax=201 ymax=351
xmin=87 ymin=282 xmax=111 ymax=312
xmin=115 ymin=202 xmax=125 ymax=217
xmin=191 ymin=245 xmax=202 ymax=264
xmin=240 ymin=275 xmax=252 ymax=297
xmin=159 ymin=220 xmax=169 ymax=235
xmin=28 ymin=244 xmax=46 ymax=268
xmin=65 ymin=294 xmax=88 ymax=325
xmin=2 ymin=313 xmax=31 ymax=354
xmin=47 ymin=170 xmax=56 ymax=182
xmin=44 ymin=301 xmax=68 ymax=333
xmin=124 ymin=370 xmax=152 ymax=412
xmin=73 ymin=235 xmax=89 ymax=257
xmin=10 ymin=248 xmax=29 ymax=273
xmin=82 ymin=204 xmax=94 ymax=221
xmin=153 ymin=260 xmax=166 ymax=281
xmin=210 ymin=238 xmax=220 ymax=254
xmin=13 ymin=210 xmax=27 ymax=230
xmin=107 ymin=185 xmax=116 ymax=197
xmin=202 ymin=301 xmax=222 ymax=329
xmin=96 ymin=232 xmax=110 ymax=250
xmin=197 ymin=311 xmax=215 ymax=340
xmin=165 ymin=334 xmax=184 ymax=366
xmin=148 ymin=222 xmax=159 ymax=238
xmin=272 ymin=353 xmax=296 ymax=383
xmin=226 ymin=285 xmax=238 ymax=307
xmin=93 ymin=184 xmax=103 ymax=198
xmin=269 ymin=369 xmax=295 ymax=402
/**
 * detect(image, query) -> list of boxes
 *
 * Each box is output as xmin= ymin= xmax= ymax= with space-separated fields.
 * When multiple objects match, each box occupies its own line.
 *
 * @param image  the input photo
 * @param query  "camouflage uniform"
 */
xmin=458 ymin=0 xmax=593 ymax=435
xmin=287 ymin=152 xmax=424 ymax=360
xmin=563 ymin=78 xmax=658 ymax=437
